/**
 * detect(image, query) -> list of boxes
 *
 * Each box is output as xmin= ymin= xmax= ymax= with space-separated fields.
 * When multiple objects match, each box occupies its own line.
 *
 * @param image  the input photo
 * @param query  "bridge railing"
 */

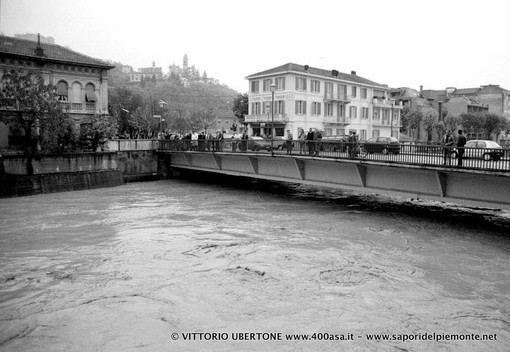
xmin=158 ymin=139 xmax=510 ymax=172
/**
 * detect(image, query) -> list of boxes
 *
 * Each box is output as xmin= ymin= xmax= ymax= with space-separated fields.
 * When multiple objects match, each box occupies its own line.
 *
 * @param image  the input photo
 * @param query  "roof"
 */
xmin=452 ymin=88 xmax=480 ymax=96
xmin=0 ymin=35 xmax=114 ymax=69
xmin=245 ymin=63 xmax=387 ymax=88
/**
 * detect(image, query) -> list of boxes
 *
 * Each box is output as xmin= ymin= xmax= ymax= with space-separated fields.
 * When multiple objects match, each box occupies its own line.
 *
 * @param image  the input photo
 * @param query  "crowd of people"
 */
xmin=158 ymin=127 xmax=472 ymax=168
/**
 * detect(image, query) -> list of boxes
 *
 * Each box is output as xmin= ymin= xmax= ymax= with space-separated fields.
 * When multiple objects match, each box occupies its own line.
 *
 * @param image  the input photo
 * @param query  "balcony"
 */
xmin=86 ymin=102 xmax=96 ymax=113
xmin=323 ymin=116 xmax=349 ymax=125
xmin=372 ymin=98 xmax=403 ymax=108
xmin=245 ymin=114 xmax=289 ymax=123
xmin=324 ymin=94 xmax=351 ymax=104
xmin=59 ymin=101 xmax=96 ymax=113
xmin=372 ymin=119 xmax=391 ymax=127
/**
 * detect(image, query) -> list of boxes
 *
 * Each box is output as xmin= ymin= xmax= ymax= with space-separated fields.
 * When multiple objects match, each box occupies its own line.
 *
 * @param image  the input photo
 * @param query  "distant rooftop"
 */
xmin=0 ymin=35 xmax=114 ymax=69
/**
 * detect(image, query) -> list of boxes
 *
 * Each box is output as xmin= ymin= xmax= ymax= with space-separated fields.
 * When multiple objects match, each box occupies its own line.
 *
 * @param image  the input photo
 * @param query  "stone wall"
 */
xmin=0 ymin=170 xmax=124 ymax=198
xmin=0 ymin=150 xmax=163 ymax=197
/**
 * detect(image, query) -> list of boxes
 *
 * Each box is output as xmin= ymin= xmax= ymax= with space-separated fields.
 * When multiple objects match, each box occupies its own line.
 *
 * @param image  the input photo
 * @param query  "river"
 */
xmin=0 ymin=176 xmax=509 ymax=352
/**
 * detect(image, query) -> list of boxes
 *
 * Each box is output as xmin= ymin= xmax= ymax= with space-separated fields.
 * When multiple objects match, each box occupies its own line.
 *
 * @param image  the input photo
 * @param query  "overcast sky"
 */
xmin=2 ymin=0 xmax=510 ymax=93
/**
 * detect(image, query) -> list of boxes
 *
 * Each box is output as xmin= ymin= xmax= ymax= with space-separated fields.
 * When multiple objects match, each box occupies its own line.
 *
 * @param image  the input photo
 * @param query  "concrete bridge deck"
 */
xmin=159 ymin=150 xmax=510 ymax=210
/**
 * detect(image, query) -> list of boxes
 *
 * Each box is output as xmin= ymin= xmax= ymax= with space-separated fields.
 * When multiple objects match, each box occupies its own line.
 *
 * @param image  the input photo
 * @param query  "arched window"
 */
xmin=57 ymin=81 xmax=68 ymax=101
xmin=85 ymin=83 xmax=96 ymax=102
xmin=71 ymin=82 xmax=82 ymax=103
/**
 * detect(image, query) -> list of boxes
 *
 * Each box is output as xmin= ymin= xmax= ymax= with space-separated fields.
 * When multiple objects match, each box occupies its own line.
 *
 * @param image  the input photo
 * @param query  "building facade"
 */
xmin=129 ymin=61 xmax=163 ymax=82
xmin=0 ymin=35 xmax=114 ymax=147
xmin=245 ymin=63 xmax=402 ymax=140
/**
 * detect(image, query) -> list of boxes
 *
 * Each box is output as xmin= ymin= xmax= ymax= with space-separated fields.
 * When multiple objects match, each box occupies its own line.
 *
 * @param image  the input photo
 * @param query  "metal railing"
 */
xmin=158 ymin=139 xmax=510 ymax=172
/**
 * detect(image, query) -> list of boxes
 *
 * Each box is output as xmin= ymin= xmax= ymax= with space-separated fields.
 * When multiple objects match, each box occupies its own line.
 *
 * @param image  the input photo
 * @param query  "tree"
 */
xmin=460 ymin=112 xmax=485 ymax=138
xmin=400 ymin=107 xmax=423 ymax=140
xmin=232 ymin=93 xmax=249 ymax=121
xmin=483 ymin=112 xmax=506 ymax=140
xmin=80 ymin=114 xmax=118 ymax=151
xmin=422 ymin=113 xmax=437 ymax=142
xmin=0 ymin=69 xmax=69 ymax=153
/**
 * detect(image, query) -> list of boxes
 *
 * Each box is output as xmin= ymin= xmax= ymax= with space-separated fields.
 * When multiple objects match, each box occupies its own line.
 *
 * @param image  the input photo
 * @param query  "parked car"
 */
xmin=247 ymin=136 xmax=286 ymax=151
xmin=321 ymin=135 xmax=349 ymax=152
xmin=363 ymin=136 xmax=400 ymax=154
xmin=451 ymin=140 xmax=504 ymax=161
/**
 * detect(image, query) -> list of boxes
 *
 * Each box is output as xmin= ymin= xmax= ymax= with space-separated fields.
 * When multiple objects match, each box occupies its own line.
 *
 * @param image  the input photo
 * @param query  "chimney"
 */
xmin=351 ymin=71 xmax=356 ymax=75
xmin=420 ymin=85 xmax=423 ymax=95
xmin=35 ymin=33 xmax=45 ymax=57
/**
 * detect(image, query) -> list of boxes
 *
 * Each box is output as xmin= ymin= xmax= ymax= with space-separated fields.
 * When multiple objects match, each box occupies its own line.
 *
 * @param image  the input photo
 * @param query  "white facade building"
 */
xmin=245 ymin=63 xmax=402 ymax=140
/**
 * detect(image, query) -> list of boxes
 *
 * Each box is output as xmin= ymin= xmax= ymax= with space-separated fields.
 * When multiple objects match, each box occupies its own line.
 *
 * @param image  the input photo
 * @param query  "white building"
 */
xmin=245 ymin=63 xmax=402 ymax=140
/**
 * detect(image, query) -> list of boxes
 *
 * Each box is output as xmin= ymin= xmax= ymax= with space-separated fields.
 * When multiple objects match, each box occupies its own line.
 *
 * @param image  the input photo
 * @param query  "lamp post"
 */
xmin=269 ymin=83 xmax=277 ymax=156
xmin=389 ymin=98 xmax=395 ymax=138
xmin=158 ymin=100 xmax=168 ymax=135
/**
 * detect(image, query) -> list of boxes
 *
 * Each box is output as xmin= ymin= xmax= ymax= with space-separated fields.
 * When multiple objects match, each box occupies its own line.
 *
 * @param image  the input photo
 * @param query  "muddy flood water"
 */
xmin=1 ymin=177 xmax=509 ymax=352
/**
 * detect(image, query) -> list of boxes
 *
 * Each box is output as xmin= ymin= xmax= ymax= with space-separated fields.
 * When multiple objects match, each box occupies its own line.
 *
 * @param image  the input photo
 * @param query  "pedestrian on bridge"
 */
xmin=286 ymin=130 xmax=293 ymax=155
xmin=306 ymin=128 xmax=315 ymax=155
xmin=442 ymin=129 xmax=454 ymax=165
xmin=298 ymin=130 xmax=306 ymax=155
xmin=456 ymin=129 xmax=467 ymax=166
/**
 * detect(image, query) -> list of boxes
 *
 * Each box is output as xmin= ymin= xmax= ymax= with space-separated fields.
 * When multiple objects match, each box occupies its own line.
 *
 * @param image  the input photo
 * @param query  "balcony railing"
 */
xmin=323 ymin=116 xmax=349 ymax=124
xmin=86 ymin=102 xmax=96 ymax=113
xmin=245 ymin=114 xmax=289 ymax=123
xmin=58 ymin=101 xmax=96 ymax=113
xmin=324 ymin=94 xmax=351 ymax=104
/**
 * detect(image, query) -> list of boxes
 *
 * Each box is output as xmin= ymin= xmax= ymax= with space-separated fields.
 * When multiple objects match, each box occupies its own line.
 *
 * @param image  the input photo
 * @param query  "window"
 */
xmin=275 ymin=100 xmax=285 ymax=114
xmin=324 ymin=128 xmax=333 ymax=136
xmin=338 ymin=84 xmax=347 ymax=99
xmin=311 ymin=80 xmax=320 ymax=93
xmin=372 ymin=129 xmax=380 ymax=137
xmin=250 ymin=80 xmax=259 ymax=93
xmin=360 ymin=129 xmax=367 ymax=141
xmin=57 ymin=81 xmax=68 ymax=101
xmin=325 ymin=82 xmax=333 ymax=99
xmin=361 ymin=107 xmax=369 ymax=119
xmin=337 ymin=104 xmax=346 ymax=117
xmin=276 ymin=77 xmax=285 ymax=90
xmin=336 ymin=128 xmax=345 ymax=135
xmin=382 ymin=109 xmax=390 ymax=120
xmin=71 ymin=82 xmax=82 ymax=103
xmin=351 ymin=86 xmax=357 ymax=98
xmin=85 ymin=83 xmax=96 ymax=102
xmin=373 ymin=108 xmax=380 ymax=120
xmin=263 ymin=79 xmax=272 ymax=92
xmin=349 ymin=106 xmax=357 ymax=118
xmin=312 ymin=102 xmax=321 ymax=116
xmin=361 ymin=88 xmax=368 ymax=99
xmin=295 ymin=100 xmax=307 ymax=115
xmin=325 ymin=102 xmax=333 ymax=116
xmin=262 ymin=101 xmax=271 ymax=114
xmin=296 ymin=77 xmax=307 ymax=91
xmin=251 ymin=102 xmax=261 ymax=115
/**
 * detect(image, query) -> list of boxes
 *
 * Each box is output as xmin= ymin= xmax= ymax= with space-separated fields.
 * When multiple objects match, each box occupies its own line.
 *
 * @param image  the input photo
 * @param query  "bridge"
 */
xmin=111 ymin=139 xmax=510 ymax=210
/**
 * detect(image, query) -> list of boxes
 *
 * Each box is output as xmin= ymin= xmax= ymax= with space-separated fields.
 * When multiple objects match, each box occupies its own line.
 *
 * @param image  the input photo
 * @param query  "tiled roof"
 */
xmin=245 ymin=63 xmax=387 ymax=88
xmin=452 ymin=88 xmax=480 ymax=96
xmin=0 ymin=35 xmax=114 ymax=69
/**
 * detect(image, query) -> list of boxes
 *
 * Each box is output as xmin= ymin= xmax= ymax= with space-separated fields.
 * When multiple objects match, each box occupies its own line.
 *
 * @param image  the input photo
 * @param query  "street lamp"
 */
xmin=269 ymin=83 xmax=277 ymax=156
xmin=389 ymin=98 xmax=395 ymax=138
xmin=158 ymin=100 xmax=168 ymax=134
